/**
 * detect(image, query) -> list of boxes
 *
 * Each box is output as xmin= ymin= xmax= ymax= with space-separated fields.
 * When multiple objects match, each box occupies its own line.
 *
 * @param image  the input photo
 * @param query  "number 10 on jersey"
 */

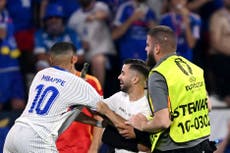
xmin=28 ymin=84 xmax=59 ymax=115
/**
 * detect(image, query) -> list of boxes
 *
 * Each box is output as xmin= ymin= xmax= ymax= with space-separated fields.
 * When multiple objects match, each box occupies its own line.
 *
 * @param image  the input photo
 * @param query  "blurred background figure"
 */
xmin=112 ymin=0 xmax=157 ymax=66
xmin=0 ymin=111 xmax=22 ymax=152
xmin=146 ymin=0 xmax=165 ymax=21
xmin=39 ymin=0 xmax=80 ymax=25
xmin=68 ymin=0 xmax=116 ymax=88
xmin=183 ymin=0 xmax=224 ymax=94
xmin=208 ymin=0 xmax=230 ymax=105
xmin=97 ymin=0 xmax=127 ymax=21
xmin=160 ymin=0 xmax=201 ymax=61
xmin=0 ymin=0 xmax=25 ymax=111
xmin=6 ymin=0 xmax=38 ymax=85
xmin=34 ymin=3 xmax=84 ymax=71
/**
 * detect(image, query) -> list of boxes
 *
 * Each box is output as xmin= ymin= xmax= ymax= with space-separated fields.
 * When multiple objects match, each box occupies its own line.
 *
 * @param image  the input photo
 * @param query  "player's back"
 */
xmin=15 ymin=67 xmax=102 ymax=140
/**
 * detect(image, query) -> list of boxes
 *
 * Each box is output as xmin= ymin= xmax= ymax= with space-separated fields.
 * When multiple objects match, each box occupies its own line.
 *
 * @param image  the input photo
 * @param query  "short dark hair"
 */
xmin=124 ymin=59 xmax=149 ymax=79
xmin=50 ymin=42 xmax=77 ymax=55
xmin=148 ymin=26 xmax=177 ymax=52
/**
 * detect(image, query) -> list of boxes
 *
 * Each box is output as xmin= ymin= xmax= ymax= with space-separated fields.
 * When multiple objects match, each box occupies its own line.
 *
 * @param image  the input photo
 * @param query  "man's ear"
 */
xmin=132 ymin=75 xmax=140 ymax=84
xmin=154 ymin=43 xmax=160 ymax=55
xmin=71 ymin=55 xmax=78 ymax=64
xmin=49 ymin=55 xmax=53 ymax=65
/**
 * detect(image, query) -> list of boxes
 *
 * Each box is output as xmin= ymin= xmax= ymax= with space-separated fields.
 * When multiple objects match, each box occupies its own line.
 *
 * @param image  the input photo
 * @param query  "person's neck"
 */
xmin=157 ymin=51 xmax=176 ymax=62
xmin=53 ymin=64 xmax=74 ymax=73
xmin=128 ymin=86 xmax=145 ymax=102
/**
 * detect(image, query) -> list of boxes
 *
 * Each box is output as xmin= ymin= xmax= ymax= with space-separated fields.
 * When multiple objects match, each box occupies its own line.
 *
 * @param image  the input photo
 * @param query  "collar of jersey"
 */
xmin=52 ymin=66 xmax=68 ymax=72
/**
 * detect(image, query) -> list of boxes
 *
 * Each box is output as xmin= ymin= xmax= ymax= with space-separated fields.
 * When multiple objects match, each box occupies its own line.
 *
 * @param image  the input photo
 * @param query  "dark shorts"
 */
xmin=154 ymin=139 xmax=216 ymax=153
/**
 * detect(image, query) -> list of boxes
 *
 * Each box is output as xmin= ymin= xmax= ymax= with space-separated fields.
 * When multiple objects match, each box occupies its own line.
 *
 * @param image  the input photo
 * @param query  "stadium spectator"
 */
xmin=209 ymin=0 xmax=230 ymax=105
xmin=97 ymin=0 xmax=128 ymax=20
xmin=6 ymin=0 xmax=38 ymax=77
xmin=0 ymin=0 xmax=25 ymax=111
xmin=112 ymin=0 xmax=156 ymax=65
xmin=34 ymin=3 xmax=84 ymax=71
xmin=68 ymin=0 xmax=116 ymax=88
xmin=160 ymin=0 xmax=201 ymax=61
xmin=39 ymin=0 xmax=80 ymax=24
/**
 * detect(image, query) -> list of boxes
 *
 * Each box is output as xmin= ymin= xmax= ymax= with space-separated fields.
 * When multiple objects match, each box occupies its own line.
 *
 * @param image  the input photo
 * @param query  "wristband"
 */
xmin=96 ymin=121 xmax=103 ymax=128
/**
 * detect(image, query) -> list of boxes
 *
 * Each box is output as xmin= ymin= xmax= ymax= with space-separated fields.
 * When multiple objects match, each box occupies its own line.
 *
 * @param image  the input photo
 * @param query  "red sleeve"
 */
xmin=56 ymin=72 xmax=103 ymax=153
xmin=85 ymin=74 xmax=103 ymax=96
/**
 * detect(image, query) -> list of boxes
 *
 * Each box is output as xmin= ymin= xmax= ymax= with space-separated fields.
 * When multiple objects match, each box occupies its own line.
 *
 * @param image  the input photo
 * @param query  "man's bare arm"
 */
xmin=128 ymin=108 xmax=171 ymax=133
xmin=96 ymin=102 xmax=127 ymax=129
xmin=74 ymin=107 xmax=106 ymax=128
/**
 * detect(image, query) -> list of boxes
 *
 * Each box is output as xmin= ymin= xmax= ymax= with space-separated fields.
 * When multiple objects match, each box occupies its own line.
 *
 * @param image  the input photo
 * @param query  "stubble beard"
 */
xmin=120 ymin=85 xmax=128 ymax=93
xmin=146 ymin=53 xmax=156 ymax=69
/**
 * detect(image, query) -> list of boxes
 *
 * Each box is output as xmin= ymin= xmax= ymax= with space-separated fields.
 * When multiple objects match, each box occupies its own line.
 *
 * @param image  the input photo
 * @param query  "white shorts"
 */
xmin=3 ymin=123 xmax=58 ymax=153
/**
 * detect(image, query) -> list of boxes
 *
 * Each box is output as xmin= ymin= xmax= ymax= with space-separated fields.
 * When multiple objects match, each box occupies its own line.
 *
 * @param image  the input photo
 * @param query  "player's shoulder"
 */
xmin=75 ymin=71 xmax=98 ymax=83
xmin=85 ymin=74 xmax=100 ymax=83
xmin=141 ymin=95 xmax=149 ymax=102
xmin=39 ymin=67 xmax=80 ymax=79
xmin=104 ymin=91 xmax=126 ymax=105
xmin=114 ymin=91 xmax=128 ymax=98
xmin=86 ymin=74 xmax=103 ymax=91
xmin=36 ymin=67 xmax=51 ymax=75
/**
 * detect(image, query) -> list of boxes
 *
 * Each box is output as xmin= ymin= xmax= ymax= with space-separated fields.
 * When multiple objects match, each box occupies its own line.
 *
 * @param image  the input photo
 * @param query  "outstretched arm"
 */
xmin=74 ymin=107 xmax=106 ymax=128
xmin=88 ymin=114 xmax=104 ymax=153
xmin=127 ymin=108 xmax=171 ymax=133
xmin=97 ymin=102 xmax=130 ymax=130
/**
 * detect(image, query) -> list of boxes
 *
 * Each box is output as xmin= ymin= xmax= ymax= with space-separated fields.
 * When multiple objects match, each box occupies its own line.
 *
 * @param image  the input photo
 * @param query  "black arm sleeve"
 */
xmin=102 ymin=125 xmax=138 ymax=152
xmin=134 ymin=128 xmax=151 ymax=148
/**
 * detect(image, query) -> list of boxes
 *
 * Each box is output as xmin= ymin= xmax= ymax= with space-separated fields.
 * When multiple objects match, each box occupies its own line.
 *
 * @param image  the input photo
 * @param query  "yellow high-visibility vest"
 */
xmin=148 ymin=55 xmax=210 ymax=151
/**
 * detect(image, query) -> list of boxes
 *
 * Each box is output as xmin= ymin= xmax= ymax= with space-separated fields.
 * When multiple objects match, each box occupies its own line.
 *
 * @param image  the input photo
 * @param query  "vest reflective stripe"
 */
xmin=150 ymin=131 xmax=162 ymax=152
xmin=152 ymin=55 xmax=210 ymax=143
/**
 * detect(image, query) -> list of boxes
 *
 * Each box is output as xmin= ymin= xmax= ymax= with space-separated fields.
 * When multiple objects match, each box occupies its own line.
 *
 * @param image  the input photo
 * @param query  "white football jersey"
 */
xmin=104 ymin=91 xmax=151 ymax=120
xmin=15 ymin=67 xmax=102 ymax=140
xmin=104 ymin=91 xmax=151 ymax=153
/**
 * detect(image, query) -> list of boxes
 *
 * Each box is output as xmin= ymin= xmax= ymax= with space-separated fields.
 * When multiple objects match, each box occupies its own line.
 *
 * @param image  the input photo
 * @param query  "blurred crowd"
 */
xmin=0 ymin=0 xmax=229 ymax=112
xmin=0 ymin=0 xmax=230 ymax=152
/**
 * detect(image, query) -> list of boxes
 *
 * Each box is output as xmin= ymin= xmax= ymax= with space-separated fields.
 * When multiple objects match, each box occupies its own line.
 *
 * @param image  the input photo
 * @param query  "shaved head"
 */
xmin=147 ymin=25 xmax=177 ymax=54
xmin=49 ymin=42 xmax=77 ymax=66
